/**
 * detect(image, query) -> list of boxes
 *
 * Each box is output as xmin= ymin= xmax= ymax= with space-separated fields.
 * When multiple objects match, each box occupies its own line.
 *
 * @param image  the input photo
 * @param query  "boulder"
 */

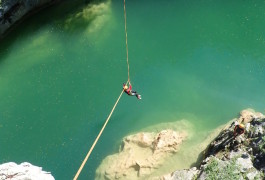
xmin=0 ymin=162 xmax=55 ymax=180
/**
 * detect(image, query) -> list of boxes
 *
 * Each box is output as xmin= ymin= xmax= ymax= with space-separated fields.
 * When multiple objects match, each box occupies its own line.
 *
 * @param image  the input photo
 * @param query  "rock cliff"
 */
xmin=0 ymin=0 xmax=56 ymax=36
xmin=163 ymin=109 xmax=265 ymax=180
xmin=0 ymin=162 xmax=55 ymax=180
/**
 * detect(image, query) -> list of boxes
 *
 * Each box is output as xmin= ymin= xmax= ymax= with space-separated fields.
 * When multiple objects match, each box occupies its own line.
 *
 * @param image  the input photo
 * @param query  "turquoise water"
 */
xmin=0 ymin=0 xmax=265 ymax=179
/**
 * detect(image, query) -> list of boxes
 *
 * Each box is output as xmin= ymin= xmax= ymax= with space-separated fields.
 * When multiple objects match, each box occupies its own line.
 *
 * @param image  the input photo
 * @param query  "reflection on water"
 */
xmin=64 ymin=0 xmax=111 ymax=34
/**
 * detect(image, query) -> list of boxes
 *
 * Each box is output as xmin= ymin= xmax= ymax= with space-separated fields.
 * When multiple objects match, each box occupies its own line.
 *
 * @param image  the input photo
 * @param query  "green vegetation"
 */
xmin=192 ymin=174 xmax=198 ymax=180
xmin=204 ymin=157 xmax=241 ymax=180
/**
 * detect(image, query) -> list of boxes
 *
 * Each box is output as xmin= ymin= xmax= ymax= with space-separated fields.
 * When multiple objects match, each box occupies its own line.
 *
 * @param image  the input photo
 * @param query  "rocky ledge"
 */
xmin=163 ymin=109 xmax=265 ymax=180
xmin=0 ymin=162 xmax=55 ymax=180
xmin=0 ymin=0 xmax=56 ymax=37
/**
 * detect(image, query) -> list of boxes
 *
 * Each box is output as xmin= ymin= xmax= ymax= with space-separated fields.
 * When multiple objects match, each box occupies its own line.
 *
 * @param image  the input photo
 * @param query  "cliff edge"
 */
xmin=163 ymin=109 xmax=265 ymax=180
xmin=0 ymin=0 xmax=57 ymax=37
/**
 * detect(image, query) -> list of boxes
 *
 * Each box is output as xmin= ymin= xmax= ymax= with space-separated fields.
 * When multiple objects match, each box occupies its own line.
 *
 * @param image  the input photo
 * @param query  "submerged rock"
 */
xmin=96 ymin=129 xmax=187 ymax=180
xmin=0 ymin=162 xmax=55 ymax=180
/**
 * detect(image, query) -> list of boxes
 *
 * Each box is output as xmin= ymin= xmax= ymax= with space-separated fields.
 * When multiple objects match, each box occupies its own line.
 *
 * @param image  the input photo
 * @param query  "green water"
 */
xmin=0 ymin=0 xmax=265 ymax=179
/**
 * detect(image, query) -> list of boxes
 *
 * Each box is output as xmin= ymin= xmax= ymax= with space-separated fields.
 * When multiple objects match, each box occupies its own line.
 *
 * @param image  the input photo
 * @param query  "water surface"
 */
xmin=0 ymin=0 xmax=264 ymax=179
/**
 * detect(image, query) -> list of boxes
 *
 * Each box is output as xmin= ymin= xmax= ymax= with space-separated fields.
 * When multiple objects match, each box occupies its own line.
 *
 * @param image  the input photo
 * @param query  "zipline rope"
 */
xmin=124 ymin=0 xmax=130 ymax=83
xmin=73 ymin=0 xmax=131 ymax=179
xmin=73 ymin=89 xmax=125 ymax=180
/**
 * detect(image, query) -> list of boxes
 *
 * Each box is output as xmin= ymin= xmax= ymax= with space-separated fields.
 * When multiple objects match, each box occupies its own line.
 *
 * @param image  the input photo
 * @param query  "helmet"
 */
xmin=124 ymin=85 xmax=128 ymax=89
xmin=239 ymin=124 xmax=245 ymax=128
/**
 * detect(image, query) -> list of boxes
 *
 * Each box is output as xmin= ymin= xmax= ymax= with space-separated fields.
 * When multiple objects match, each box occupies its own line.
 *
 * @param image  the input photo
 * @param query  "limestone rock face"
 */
xmin=0 ymin=0 xmax=55 ymax=36
xmin=196 ymin=109 xmax=265 ymax=180
xmin=161 ymin=167 xmax=199 ymax=180
xmin=160 ymin=109 xmax=265 ymax=180
xmin=0 ymin=162 xmax=55 ymax=180
xmin=239 ymin=108 xmax=265 ymax=124
xmin=96 ymin=129 xmax=187 ymax=180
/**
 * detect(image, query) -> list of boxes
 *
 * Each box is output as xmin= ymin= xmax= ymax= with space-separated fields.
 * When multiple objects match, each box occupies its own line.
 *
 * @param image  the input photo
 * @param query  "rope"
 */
xmin=73 ymin=1 xmax=131 ymax=178
xmin=124 ymin=0 xmax=130 ymax=83
xmin=73 ymin=89 xmax=124 ymax=180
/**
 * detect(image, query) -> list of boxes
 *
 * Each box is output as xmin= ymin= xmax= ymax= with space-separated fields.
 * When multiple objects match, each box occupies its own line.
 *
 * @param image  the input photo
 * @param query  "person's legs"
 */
xmin=131 ymin=91 xmax=137 ymax=95
xmin=133 ymin=91 xmax=141 ymax=99
xmin=136 ymin=94 xmax=141 ymax=99
xmin=131 ymin=91 xmax=141 ymax=99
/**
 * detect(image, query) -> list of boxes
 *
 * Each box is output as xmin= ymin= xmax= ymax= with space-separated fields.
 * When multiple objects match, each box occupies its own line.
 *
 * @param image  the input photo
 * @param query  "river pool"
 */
xmin=0 ymin=0 xmax=264 ymax=179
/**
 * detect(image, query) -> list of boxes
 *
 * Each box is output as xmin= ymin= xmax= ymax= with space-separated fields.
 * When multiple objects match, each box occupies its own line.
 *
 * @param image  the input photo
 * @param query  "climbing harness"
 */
xmin=73 ymin=0 xmax=131 ymax=179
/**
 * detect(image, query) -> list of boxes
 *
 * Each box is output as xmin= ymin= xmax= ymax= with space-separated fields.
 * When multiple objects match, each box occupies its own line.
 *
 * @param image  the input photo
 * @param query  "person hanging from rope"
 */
xmin=123 ymin=83 xmax=141 ymax=100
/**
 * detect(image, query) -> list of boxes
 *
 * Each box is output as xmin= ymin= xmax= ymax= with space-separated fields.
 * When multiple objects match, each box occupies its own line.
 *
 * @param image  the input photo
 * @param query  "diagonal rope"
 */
xmin=73 ymin=1 xmax=131 ymax=179
xmin=124 ymin=0 xmax=130 ymax=83
xmin=73 ymin=89 xmax=124 ymax=180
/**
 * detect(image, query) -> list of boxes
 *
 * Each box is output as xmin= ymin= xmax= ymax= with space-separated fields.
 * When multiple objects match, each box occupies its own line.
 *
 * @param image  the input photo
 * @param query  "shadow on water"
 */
xmin=0 ymin=0 xmax=108 ymax=63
